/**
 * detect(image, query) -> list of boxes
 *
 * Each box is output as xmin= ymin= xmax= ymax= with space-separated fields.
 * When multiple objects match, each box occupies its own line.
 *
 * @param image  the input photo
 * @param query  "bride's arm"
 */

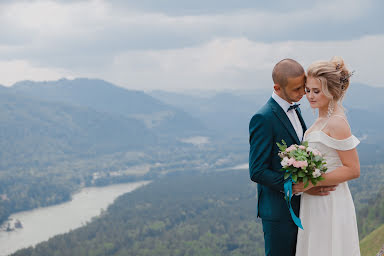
xmin=293 ymin=116 xmax=360 ymax=192
xmin=317 ymin=148 xmax=360 ymax=186
xmin=318 ymin=116 xmax=360 ymax=186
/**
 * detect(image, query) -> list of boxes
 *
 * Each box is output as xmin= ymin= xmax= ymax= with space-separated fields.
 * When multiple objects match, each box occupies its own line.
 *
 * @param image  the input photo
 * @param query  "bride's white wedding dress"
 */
xmin=296 ymin=115 xmax=361 ymax=256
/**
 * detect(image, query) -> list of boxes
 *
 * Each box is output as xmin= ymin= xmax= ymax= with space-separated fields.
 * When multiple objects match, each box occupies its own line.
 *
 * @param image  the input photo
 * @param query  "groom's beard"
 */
xmin=281 ymin=89 xmax=304 ymax=103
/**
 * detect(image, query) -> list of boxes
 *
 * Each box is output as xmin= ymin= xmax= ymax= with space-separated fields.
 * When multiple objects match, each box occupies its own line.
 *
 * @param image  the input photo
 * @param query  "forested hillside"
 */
xmin=0 ymin=89 xmax=152 ymax=225
xmin=1 ymin=79 xmax=383 ymax=256
xmin=349 ymin=164 xmax=384 ymax=211
xmin=0 ymin=89 xmax=155 ymax=168
xmin=11 ymin=166 xmax=384 ymax=256
xmin=12 ymin=171 xmax=265 ymax=256
xmin=0 ymin=79 xmax=213 ymax=226
xmin=358 ymin=187 xmax=384 ymax=239
xmin=10 ymin=78 xmax=206 ymax=137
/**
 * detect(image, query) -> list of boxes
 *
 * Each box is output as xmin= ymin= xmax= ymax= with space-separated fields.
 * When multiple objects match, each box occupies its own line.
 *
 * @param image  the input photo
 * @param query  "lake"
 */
xmin=0 ymin=181 xmax=151 ymax=256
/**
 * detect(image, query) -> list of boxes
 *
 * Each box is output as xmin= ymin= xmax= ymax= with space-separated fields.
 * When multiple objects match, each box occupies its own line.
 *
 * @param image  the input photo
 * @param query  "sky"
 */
xmin=0 ymin=0 xmax=383 ymax=91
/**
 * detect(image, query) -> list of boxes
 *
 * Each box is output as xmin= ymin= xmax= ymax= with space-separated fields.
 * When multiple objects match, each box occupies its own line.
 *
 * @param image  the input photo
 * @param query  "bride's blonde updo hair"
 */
xmin=307 ymin=56 xmax=352 ymax=102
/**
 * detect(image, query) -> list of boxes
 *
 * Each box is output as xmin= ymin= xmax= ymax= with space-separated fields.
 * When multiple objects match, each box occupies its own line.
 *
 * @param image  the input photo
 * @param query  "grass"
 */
xmin=360 ymin=223 xmax=384 ymax=256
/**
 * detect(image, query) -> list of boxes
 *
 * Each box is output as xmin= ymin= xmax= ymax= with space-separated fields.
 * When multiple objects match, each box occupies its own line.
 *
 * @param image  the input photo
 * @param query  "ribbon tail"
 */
xmin=284 ymin=176 xmax=304 ymax=230
xmin=289 ymin=206 xmax=303 ymax=229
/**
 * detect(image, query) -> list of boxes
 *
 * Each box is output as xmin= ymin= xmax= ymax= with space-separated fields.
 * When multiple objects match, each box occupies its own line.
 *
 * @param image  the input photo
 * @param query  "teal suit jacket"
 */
xmin=249 ymin=97 xmax=307 ymax=221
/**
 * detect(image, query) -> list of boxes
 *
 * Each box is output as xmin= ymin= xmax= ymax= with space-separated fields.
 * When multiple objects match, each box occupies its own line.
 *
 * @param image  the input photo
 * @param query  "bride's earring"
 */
xmin=312 ymin=108 xmax=316 ymax=116
xmin=327 ymin=100 xmax=334 ymax=118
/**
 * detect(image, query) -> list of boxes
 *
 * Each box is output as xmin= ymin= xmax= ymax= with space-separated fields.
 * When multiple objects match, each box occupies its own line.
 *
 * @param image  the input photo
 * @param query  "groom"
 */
xmin=249 ymin=59 xmax=335 ymax=256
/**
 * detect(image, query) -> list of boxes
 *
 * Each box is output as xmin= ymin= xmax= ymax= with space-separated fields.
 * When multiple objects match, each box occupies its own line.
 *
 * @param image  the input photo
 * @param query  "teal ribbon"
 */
xmin=284 ymin=174 xmax=304 ymax=230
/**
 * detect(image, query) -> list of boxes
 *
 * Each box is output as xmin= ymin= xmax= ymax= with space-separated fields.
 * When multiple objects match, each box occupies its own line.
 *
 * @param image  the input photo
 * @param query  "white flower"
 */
xmin=281 ymin=157 xmax=289 ymax=167
xmin=310 ymin=148 xmax=321 ymax=156
xmin=306 ymin=146 xmax=323 ymax=156
xmin=312 ymin=169 xmax=322 ymax=178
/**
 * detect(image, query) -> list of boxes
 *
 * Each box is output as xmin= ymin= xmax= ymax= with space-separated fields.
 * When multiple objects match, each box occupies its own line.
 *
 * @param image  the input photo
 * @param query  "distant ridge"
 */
xmin=150 ymin=83 xmax=384 ymax=141
xmin=11 ymin=78 xmax=206 ymax=137
xmin=12 ymin=78 xmax=170 ymax=115
xmin=0 ymin=89 xmax=157 ymax=169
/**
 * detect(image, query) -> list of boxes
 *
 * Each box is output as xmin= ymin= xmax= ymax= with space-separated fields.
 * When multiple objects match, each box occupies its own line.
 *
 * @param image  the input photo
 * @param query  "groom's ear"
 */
xmin=274 ymin=84 xmax=281 ymax=92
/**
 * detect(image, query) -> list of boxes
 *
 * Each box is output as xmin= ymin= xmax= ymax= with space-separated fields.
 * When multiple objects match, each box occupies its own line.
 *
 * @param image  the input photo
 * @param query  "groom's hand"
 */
xmin=292 ymin=182 xmax=313 ymax=194
xmin=304 ymin=185 xmax=337 ymax=196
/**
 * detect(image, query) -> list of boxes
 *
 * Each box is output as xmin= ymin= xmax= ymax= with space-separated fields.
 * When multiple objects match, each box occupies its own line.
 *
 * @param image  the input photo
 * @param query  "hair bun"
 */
xmin=330 ymin=56 xmax=345 ymax=70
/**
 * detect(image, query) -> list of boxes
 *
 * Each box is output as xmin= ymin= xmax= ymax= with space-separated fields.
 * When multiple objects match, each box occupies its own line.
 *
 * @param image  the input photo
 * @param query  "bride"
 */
xmin=293 ymin=56 xmax=361 ymax=255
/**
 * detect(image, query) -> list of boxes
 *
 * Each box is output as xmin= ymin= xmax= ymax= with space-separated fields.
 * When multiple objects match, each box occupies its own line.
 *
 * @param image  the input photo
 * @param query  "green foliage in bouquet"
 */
xmin=277 ymin=140 xmax=327 ymax=188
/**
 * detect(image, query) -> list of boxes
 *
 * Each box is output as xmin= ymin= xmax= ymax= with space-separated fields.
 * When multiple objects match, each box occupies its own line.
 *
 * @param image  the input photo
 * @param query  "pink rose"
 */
xmin=286 ymin=145 xmax=297 ymax=152
xmin=298 ymin=145 xmax=306 ymax=150
xmin=287 ymin=158 xmax=296 ymax=166
xmin=293 ymin=160 xmax=308 ymax=168
xmin=292 ymin=161 xmax=300 ymax=168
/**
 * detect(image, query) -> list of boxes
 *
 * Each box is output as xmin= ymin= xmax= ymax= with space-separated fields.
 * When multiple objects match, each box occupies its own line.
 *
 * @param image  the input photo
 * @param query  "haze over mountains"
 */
xmin=0 ymin=78 xmax=215 ymax=226
xmin=150 ymin=83 xmax=384 ymax=137
xmin=1 ymin=77 xmax=383 ymax=255
xmin=0 ymin=89 xmax=155 ymax=167
xmin=10 ymin=78 xmax=206 ymax=137
xmin=151 ymin=83 xmax=384 ymax=164
xmin=0 ymin=79 xmax=210 ymax=168
xmin=1 ymin=78 xmax=382 ymax=169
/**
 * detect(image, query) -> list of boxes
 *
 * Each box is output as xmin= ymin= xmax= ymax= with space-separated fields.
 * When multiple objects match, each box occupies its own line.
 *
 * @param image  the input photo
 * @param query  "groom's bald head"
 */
xmin=272 ymin=59 xmax=305 ymax=87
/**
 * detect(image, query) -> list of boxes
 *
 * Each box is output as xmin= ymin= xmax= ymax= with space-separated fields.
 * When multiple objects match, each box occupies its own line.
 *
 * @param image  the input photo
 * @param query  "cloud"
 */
xmin=0 ymin=60 xmax=76 ymax=86
xmin=0 ymin=0 xmax=382 ymax=90
xmin=0 ymin=0 xmax=380 ymax=49
xmin=99 ymin=35 xmax=384 ymax=91
xmin=1 ymin=35 xmax=383 ymax=90
xmin=0 ymin=0 xmax=380 ymax=69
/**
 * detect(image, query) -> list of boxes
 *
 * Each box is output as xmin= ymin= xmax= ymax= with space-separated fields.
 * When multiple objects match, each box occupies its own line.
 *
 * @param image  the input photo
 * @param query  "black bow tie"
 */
xmin=287 ymin=104 xmax=300 ymax=112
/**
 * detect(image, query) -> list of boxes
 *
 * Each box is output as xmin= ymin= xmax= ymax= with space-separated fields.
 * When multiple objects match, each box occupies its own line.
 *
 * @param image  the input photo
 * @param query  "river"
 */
xmin=0 ymin=180 xmax=151 ymax=256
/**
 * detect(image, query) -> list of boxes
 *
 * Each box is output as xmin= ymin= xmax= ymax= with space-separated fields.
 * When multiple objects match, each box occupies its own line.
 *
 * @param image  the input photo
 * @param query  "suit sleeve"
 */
xmin=249 ymin=114 xmax=285 ymax=192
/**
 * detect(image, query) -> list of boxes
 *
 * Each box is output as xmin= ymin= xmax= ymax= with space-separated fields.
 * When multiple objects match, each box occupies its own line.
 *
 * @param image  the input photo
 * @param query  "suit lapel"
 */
xmin=268 ymin=97 xmax=301 ymax=144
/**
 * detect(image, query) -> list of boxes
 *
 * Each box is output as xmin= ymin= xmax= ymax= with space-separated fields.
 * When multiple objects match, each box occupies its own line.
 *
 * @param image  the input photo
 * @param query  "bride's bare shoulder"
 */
xmin=324 ymin=115 xmax=352 ymax=140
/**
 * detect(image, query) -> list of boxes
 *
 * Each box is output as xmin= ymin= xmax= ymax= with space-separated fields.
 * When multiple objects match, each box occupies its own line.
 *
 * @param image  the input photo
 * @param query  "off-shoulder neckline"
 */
xmin=304 ymin=130 xmax=356 ymax=142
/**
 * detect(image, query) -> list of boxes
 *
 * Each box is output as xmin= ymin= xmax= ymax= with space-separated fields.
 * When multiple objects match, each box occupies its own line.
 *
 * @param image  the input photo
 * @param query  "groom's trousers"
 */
xmin=262 ymin=219 xmax=298 ymax=256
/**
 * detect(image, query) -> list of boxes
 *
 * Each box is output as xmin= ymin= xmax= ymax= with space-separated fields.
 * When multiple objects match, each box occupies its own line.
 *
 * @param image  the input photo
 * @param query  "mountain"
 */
xmin=0 ymin=89 xmax=156 ymax=169
xmin=1 ymin=80 xmax=382 ymax=256
xmin=150 ymin=89 xmax=270 ymax=138
xmin=10 ymin=166 xmax=384 ymax=256
xmin=0 ymin=78 xmax=221 ymax=226
xmin=11 ymin=170 xmax=265 ymax=256
xmin=151 ymin=83 xmax=384 ymax=132
xmin=344 ymin=83 xmax=384 ymax=109
xmin=150 ymin=83 xmax=384 ymax=164
xmin=11 ymin=78 xmax=206 ymax=137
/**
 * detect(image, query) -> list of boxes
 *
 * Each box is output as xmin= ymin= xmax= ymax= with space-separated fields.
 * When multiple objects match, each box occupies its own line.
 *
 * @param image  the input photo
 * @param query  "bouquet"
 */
xmin=277 ymin=140 xmax=327 ymax=188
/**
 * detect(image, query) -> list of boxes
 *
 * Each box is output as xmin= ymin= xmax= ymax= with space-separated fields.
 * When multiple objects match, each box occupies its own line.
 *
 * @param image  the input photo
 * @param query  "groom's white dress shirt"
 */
xmin=272 ymin=91 xmax=303 ymax=142
xmin=272 ymin=91 xmax=304 ymax=196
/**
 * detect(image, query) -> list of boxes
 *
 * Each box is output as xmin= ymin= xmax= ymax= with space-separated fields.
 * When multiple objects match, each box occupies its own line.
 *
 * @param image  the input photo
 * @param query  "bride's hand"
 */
xmin=292 ymin=182 xmax=314 ymax=193
xmin=305 ymin=185 xmax=337 ymax=196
